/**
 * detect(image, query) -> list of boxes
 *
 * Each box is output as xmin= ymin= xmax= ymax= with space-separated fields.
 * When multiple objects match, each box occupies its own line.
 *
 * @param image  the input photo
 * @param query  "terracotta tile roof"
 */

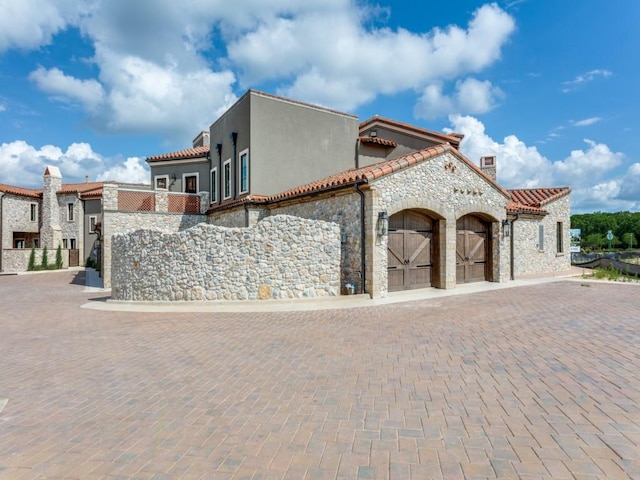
xmin=0 ymin=184 xmax=42 ymax=198
xmin=207 ymin=144 xmax=510 ymax=214
xmin=359 ymin=116 xmax=463 ymax=148
xmin=509 ymin=188 xmax=571 ymax=207
xmin=506 ymin=201 xmax=546 ymax=215
xmin=147 ymin=145 xmax=210 ymax=162
xmin=359 ymin=136 xmax=397 ymax=147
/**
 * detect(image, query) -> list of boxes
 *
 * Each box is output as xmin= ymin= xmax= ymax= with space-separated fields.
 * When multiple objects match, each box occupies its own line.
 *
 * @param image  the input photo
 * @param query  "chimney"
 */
xmin=85 ymin=175 xmax=89 ymax=183
xmin=192 ymin=131 xmax=210 ymax=148
xmin=480 ymin=156 xmax=497 ymax=181
xmin=41 ymin=166 xmax=63 ymax=249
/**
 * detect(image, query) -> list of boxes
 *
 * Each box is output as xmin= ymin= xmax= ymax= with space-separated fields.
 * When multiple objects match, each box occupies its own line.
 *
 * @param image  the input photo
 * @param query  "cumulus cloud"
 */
xmin=29 ymin=67 xmax=105 ymax=111
xmin=0 ymin=140 xmax=148 ymax=187
xmin=415 ymin=77 xmax=504 ymax=119
xmin=445 ymin=115 xmax=632 ymax=212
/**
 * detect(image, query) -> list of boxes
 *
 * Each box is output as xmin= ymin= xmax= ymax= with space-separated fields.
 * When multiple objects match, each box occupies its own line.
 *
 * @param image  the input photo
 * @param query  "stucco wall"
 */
xmin=513 ymin=195 xmax=571 ymax=276
xmin=111 ymin=215 xmax=340 ymax=301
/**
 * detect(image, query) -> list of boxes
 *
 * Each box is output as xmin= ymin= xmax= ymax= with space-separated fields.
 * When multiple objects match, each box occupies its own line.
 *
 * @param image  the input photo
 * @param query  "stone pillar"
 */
xmin=199 ymin=192 xmax=209 ymax=214
xmin=443 ymin=217 xmax=457 ymax=289
xmin=41 ymin=166 xmax=62 ymax=249
xmin=101 ymin=184 xmax=119 ymax=289
xmin=155 ymin=190 xmax=168 ymax=212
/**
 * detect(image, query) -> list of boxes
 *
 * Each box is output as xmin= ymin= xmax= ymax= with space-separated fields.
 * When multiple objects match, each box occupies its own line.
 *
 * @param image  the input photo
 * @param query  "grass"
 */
xmin=582 ymin=266 xmax=640 ymax=283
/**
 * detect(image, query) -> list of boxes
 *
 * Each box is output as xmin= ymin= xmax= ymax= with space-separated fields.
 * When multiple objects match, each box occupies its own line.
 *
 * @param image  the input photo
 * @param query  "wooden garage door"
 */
xmin=456 ymin=215 xmax=487 ymax=284
xmin=387 ymin=211 xmax=433 ymax=292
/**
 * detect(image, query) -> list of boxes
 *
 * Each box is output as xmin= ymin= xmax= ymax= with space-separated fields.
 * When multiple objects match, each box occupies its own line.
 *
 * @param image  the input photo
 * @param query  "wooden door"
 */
xmin=387 ymin=211 xmax=433 ymax=291
xmin=456 ymin=215 xmax=487 ymax=283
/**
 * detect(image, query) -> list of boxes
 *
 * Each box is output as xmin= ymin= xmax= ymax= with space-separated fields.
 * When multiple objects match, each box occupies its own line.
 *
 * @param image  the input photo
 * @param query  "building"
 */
xmin=129 ymin=90 xmax=571 ymax=301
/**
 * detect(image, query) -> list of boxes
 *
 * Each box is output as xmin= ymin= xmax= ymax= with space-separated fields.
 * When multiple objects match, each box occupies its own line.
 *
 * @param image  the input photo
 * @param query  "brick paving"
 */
xmin=1 ymin=271 xmax=639 ymax=479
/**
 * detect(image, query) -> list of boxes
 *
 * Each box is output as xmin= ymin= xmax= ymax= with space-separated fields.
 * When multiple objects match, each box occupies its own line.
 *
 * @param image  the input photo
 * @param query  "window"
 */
xmin=14 ymin=239 xmax=25 ymax=249
xmin=155 ymin=175 xmax=168 ymax=190
xmin=32 ymin=239 xmax=39 ymax=248
xmin=238 ymin=148 xmax=249 ymax=194
xmin=67 ymin=202 xmax=74 ymax=221
xmin=183 ymin=173 xmax=198 ymax=194
xmin=63 ymin=239 xmax=68 ymax=249
xmin=89 ymin=216 xmax=97 ymax=233
xmin=538 ymin=225 xmax=544 ymax=251
xmin=69 ymin=238 xmax=76 ymax=250
xmin=210 ymin=168 xmax=218 ymax=203
xmin=223 ymin=159 xmax=231 ymax=200
xmin=30 ymin=203 xmax=37 ymax=222
xmin=557 ymin=222 xmax=564 ymax=253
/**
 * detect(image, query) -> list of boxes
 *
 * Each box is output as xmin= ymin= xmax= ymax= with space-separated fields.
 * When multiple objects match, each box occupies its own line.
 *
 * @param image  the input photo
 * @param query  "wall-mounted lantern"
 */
xmin=377 ymin=211 xmax=389 ymax=236
xmin=502 ymin=219 xmax=511 ymax=238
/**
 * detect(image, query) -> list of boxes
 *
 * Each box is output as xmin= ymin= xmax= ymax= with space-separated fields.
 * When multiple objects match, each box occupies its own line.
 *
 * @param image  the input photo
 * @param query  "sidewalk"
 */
xmin=82 ymin=267 xmax=592 ymax=313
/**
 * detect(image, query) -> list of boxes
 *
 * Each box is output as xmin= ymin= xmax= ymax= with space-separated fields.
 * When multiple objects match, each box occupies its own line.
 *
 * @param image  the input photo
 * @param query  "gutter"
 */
xmin=355 ymin=184 xmax=367 ymax=295
xmin=510 ymin=213 xmax=519 ymax=280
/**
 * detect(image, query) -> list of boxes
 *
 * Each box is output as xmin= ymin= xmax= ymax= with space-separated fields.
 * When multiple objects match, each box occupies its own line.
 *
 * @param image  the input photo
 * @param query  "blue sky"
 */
xmin=0 ymin=0 xmax=638 ymax=213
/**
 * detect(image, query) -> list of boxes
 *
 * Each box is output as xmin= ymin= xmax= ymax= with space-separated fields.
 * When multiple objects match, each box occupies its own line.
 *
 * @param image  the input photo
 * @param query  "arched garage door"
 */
xmin=456 ymin=214 xmax=490 ymax=284
xmin=387 ymin=211 xmax=435 ymax=291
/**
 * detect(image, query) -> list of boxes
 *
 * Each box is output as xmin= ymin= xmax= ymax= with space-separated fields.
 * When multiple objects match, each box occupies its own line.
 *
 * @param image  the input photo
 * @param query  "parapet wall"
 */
xmin=111 ymin=215 xmax=341 ymax=301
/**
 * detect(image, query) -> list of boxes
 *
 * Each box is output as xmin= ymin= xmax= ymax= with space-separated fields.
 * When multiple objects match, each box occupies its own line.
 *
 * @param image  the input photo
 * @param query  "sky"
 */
xmin=0 ymin=0 xmax=638 ymax=214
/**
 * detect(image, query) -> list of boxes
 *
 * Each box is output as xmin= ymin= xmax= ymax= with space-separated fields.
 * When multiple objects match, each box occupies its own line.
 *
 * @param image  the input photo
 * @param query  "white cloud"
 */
xmin=446 ymin=115 xmax=632 ymax=212
xmin=0 ymin=103 xmax=5 ymax=112
xmin=415 ymin=77 xmax=504 ymax=119
xmin=571 ymin=117 xmax=601 ymax=127
xmin=562 ymin=69 xmax=612 ymax=93
xmin=0 ymin=140 xmax=149 ymax=187
xmin=29 ymin=67 xmax=105 ymax=111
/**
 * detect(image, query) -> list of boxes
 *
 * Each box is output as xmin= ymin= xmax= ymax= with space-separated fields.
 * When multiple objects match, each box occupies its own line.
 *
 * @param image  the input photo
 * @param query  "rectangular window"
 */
xmin=538 ymin=225 xmax=544 ymax=251
xmin=557 ymin=222 xmax=564 ymax=253
xmin=14 ymin=239 xmax=25 ymax=249
xmin=183 ymin=173 xmax=198 ymax=194
xmin=67 ymin=202 xmax=74 ymax=221
xmin=238 ymin=148 xmax=249 ymax=194
xmin=155 ymin=175 xmax=168 ymax=190
xmin=70 ymin=238 xmax=76 ymax=250
xmin=210 ymin=168 xmax=217 ymax=203
xmin=30 ymin=203 xmax=37 ymax=222
xmin=32 ymin=239 xmax=39 ymax=248
xmin=89 ymin=216 xmax=97 ymax=233
xmin=63 ymin=239 xmax=68 ymax=249
xmin=223 ymin=159 xmax=231 ymax=200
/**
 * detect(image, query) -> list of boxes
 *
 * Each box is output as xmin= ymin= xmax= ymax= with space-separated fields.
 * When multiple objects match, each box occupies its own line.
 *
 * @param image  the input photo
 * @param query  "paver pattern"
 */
xmin=1 ymin=271 xmax=639 ymax=479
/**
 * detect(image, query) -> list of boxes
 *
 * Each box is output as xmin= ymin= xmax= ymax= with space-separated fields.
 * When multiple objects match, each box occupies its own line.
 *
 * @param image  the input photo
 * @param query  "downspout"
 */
xmin=510 ymin=214 xmax=519 ymax=280
xmin=355 ymin=183 xmax=367 ymax=294
xmin=230 ymin=132 xmax=238 ymax=200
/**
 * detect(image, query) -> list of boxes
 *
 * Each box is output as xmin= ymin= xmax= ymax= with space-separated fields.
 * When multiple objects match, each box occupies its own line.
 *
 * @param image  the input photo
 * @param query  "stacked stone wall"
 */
xmin=2 ymin=248 xmax=70 ymax=272
xmin=513 ymin=196 xmax=571 ymax=275
xmin=111 ymin=215 xmax=340 ymax=301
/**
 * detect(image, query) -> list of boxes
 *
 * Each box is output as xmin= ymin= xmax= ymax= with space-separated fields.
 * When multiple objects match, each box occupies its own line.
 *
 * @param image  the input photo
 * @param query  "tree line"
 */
xmin=571 ymin=211 xmax=639 ymax=250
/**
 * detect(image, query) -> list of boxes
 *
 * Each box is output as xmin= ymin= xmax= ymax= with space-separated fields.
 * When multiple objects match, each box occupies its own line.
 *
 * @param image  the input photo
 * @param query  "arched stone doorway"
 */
xmin=456 ymin=214 xmax=492 ymax=284
xmin=387 ymin=210 xmax=438 ymax=292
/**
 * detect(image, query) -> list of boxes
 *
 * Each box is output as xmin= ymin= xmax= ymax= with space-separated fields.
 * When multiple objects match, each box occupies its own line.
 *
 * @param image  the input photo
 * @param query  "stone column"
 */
xmin=443 ymin=217 xmax=457 ymax=289
xmin=101 ymin=184 xmax=119 ymax=289
xmin=41 ymin=166 xmax=62 ymax=249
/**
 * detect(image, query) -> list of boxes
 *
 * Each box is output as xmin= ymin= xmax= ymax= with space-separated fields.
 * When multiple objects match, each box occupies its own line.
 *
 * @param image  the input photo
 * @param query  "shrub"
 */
xmin=40 ymin=246 xmax=48 ymax=269
xmin=27 ymin=247 xmax=36 ymax=271
xmin=55 ymin=245 xmax=63 ymax=269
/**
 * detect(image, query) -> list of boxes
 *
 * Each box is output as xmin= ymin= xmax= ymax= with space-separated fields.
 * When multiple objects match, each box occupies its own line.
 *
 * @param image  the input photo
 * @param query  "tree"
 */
xmin=622 ymin=232 xmax=638 ymax=249
xmin=55 ymin=245 xmax=63 ymax=269
xmin=27 ymin=247 xmax=36 ymax=271
xmin=584 ymin=233 xmax=605 ymax=250
xmin=40 ymin=246 xmax=48 ymax=269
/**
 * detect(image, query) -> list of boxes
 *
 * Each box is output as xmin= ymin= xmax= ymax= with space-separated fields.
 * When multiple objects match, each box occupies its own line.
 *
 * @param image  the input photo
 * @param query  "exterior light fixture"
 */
xmin=377 ymin=211 xmax=389 ymax=236
xmin=502 ymin=219 xmax=511 ymax=238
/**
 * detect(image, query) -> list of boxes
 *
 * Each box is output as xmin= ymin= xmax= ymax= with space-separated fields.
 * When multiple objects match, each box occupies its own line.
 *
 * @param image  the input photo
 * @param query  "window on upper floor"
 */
xmin=223 ymin=159 xmax=231 ymax=200
xmin=183 ymin=173 xmax=198 ymax=194
xmin=30 ymin=203 xmax=37 ymax=222
xmin=89 ymin=216 xmax=97 ymax=233
xmin=67 ymin=202 xmax=74 ymax=221
xmin=155 ymin=175 xmax=168 ymax=190
xmin=238 ymin=149 xmax=249 ymax=195
xmin=210 ymin=168 xmax=218 ymax=203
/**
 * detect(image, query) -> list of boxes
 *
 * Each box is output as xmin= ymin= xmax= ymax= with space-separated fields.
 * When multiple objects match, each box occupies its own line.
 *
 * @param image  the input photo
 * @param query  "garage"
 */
xmin=456 ymin=214 xmax=490 ymax=284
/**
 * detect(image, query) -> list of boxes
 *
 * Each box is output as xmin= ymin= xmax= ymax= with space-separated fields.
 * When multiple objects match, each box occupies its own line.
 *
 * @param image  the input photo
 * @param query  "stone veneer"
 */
xmin=512 ymin=195 xmax=571 ymax=276
xmin=2 ymin=248 xmax=70 ymax=272
xmin=111 ymin=215 xmax=340 ymax=301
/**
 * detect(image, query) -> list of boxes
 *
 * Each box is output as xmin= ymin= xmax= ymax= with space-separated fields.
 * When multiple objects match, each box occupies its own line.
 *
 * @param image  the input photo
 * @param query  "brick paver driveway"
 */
xmin=1 ymin=271 xmax=639 ymax=479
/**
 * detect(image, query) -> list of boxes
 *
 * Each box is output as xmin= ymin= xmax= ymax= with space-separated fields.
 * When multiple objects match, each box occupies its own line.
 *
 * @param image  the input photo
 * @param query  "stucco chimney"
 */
xmin=193 ymin=131 xmax=210 ymax=148
xmin=41 ymin=165 xmax=63 ymax=249
xmin=480 ymin=156 xmax=497 ymax=181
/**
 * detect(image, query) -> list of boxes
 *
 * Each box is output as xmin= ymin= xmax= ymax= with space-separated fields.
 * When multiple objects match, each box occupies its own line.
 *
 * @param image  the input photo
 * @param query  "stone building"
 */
xmin=132 ymin=90 xmax=571 ymax=301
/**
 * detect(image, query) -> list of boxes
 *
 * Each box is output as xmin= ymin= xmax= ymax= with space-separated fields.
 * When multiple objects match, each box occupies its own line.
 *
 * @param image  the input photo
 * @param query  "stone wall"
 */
xmin=1 ymin=194 xmax=39 ymax=248
xmin=111 ymin=215 xmax=340 ymax=301
xmin=2 ymin=248 xmax=69 ymax=272
xmin=208 ymin=208 xmax=249 ymax=228
xmin=513 ymin=195 xmax=571 ymax=276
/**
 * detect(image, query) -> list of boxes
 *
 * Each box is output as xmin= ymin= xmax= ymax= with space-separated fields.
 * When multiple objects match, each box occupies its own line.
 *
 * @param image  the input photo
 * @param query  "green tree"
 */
xmin=41 ymin=246 xmax=48 ymax=269
xmin=55 ymin=245 xmax=63 ymax=269
xmin=27 ymin=246 xmax=36 ymax=271
xmin=622 ymin=232 xmax=637 ymax=249
xmin=584 ymin=233 xmax=605 ymax=250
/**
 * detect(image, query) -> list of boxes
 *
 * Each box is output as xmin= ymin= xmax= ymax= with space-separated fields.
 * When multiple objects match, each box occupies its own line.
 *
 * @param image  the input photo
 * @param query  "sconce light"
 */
xmin=170 ymin=173 xmax=177 ymax=181
xmin=502 ymin=219 xmax=511 ymax=238
xmin=377 ymin=211 xmax=389 ymax=236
